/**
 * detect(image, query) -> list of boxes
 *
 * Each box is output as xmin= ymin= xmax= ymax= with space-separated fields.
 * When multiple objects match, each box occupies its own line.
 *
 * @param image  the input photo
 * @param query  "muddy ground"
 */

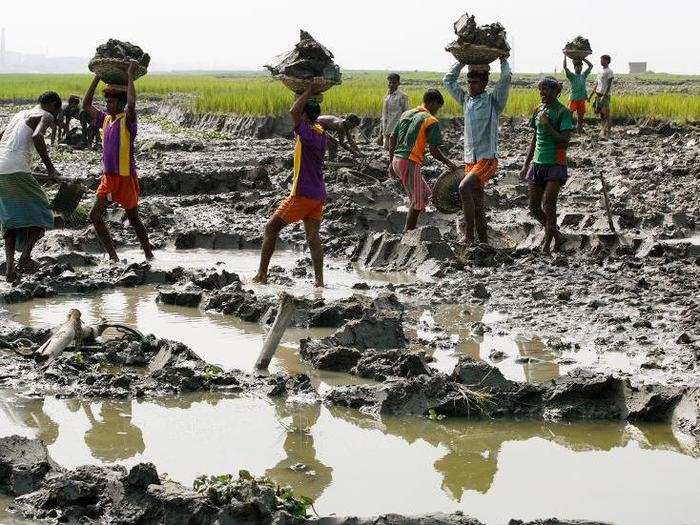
xmin=0 ymin=83 xmax=698 ymax=524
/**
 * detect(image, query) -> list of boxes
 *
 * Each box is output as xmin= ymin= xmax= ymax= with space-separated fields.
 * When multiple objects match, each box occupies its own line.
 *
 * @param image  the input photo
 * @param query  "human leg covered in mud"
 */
xmin=458 ymin=160 xmax=497 ymax=245
xmin=528 ymin=179 xmax=564 ymax=253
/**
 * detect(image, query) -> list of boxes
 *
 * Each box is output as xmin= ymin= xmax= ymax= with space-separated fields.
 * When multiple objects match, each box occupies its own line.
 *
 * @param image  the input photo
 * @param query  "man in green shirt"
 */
xmin=563 ymin=55 xmax=592 ymax=133
xmin=519 ymin=77 xmax=574 ymax=254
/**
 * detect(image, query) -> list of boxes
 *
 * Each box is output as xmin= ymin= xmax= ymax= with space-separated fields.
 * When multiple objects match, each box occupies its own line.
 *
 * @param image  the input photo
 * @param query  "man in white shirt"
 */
xmin=378 ymin=73 xmax=409 ymax=150
xmin=589 ymin=54 xmax=614 ymax=138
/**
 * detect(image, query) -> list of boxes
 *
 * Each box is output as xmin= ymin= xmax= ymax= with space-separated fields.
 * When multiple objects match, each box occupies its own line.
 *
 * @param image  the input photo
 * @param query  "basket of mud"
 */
xmin=432 ymin=168 xmax=463 ymax=214
xmin=445 ymin=13 xmax=510 ymax=65
xmin=446 ymin=43 xmax=509 ymax=65
xmin=89 ymin=58 xmax=147 ymax=85
xmin=88 ymin=39 xmax=150 ymax=85
xmin=563 ymin=36 xmax=592 ymax=61
xmin=274 ymin=74 xmax=338 ymax=96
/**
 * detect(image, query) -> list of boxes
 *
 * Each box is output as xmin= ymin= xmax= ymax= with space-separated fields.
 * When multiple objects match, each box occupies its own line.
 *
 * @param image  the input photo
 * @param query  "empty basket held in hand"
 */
xmin=431 ymin=169 xmax=463 ymax=214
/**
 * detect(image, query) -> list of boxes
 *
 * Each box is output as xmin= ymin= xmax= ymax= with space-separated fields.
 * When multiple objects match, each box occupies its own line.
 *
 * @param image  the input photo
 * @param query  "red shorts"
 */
xmin=464 ymin=158 xmax=498 ymax=189
xmin=274 ymin=195 xmax=324 ymax=223
xmin=96 ymin=173 xmax=140 ymax=210
xmin=569 ymin=99 xmax=586 ymax=116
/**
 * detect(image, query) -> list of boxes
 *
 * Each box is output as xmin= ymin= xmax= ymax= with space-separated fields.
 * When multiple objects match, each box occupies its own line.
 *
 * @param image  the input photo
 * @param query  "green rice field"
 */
xmin=0 ymin=72 xmax=698 ymax=121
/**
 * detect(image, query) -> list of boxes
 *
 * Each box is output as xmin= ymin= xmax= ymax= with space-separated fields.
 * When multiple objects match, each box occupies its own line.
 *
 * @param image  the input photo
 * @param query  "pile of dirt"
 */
xmin=449 ymin=13 xmax=510 ymax=52
xmin=265 ymin=30 xmax=340 ymax=82
xmin=91 ymin=39 xmax=151 ymax=68
xmin=564 ymin=36 xmax=592 ymax=53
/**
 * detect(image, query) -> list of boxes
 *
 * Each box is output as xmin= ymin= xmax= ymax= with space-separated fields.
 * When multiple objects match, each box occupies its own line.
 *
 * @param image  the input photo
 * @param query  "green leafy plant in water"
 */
xmin=70 ymin=351 xmax=87 ymax=366
xmin=202 ymin=364 xmax=223 ymax=381
xmin=193 ymin=470 xmax=314 ymax=518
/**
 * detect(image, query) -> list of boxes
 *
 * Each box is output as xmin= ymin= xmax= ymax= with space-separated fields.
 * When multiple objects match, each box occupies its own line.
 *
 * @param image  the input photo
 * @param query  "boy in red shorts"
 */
xmin=254 ymin=78 xmax=327 ymax=287
xmin=563 ymin=54 xmax=592 ymax=133
xmin=82 ymin=60 xmax=153 ymax=261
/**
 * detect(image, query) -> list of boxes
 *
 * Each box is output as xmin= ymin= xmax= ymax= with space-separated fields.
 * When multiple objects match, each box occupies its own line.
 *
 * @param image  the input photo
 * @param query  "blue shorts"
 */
xmin=526 ymin=163 xmax=568 ymax=185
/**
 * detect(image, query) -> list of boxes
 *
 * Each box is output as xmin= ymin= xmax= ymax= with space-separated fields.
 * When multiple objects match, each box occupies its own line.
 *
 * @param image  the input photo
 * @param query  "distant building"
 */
xmin=629 ymin=62 xmax=647 ymax=74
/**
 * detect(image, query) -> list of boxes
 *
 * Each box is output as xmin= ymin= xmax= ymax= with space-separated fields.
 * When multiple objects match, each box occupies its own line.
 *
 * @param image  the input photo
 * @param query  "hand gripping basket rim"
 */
xmin=431 ymin=168 xmax=463 ymax=214
xmin=563 ymin=48 xmax=593 ymax=60
xmin=445 ymin=43 xmax=509 ymax=65
xmin=88 ymin=57 xmax=148 ymax=85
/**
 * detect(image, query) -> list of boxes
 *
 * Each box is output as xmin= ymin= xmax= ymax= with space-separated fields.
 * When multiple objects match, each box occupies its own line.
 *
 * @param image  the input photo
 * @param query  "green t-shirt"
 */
xmin=566 ymin=70 xmax=590 ymax=101
xmin=393 ymin=106 xmax=443 ymax=165
xmin=529 ymin=101 xmax=574 ymax=165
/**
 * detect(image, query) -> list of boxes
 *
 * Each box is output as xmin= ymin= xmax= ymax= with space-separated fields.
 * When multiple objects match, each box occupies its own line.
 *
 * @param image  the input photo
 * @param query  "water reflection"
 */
xmin=1 ymin=392 xmax=696 ymax=507
xmin=264 ymin=402 xmax=333 ymax=501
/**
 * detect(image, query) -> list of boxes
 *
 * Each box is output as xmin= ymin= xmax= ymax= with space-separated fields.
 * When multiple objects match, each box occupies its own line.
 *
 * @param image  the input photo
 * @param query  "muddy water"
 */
xmin=3 ymin=248 xmax=649 ymax=384
xmin=1 ymin=391 xmax=698 ymax=525
xmin=117 ymin=247 xmax=419 ymax=300
xmin=1 ymin=286 xmax=368 ymax=387
xmin=422 ymin=305 xmax=648 ymax=384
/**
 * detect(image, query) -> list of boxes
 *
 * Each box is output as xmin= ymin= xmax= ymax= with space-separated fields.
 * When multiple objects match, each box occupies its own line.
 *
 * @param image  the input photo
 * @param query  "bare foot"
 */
xmin=252 ymin=273 xmax=268 ymax=285
xmin=17 ymin=258 xmax=40 ymax=273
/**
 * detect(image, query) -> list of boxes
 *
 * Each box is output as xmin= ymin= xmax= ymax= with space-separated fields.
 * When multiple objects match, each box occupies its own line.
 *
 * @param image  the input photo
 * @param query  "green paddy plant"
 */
xmin=1 ymin=73 xmax=698 ymax=121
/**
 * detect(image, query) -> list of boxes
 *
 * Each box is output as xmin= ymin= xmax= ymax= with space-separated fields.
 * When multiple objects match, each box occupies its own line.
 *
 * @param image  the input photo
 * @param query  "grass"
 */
xmin=0 ymin=72 xmax=698 ymax=121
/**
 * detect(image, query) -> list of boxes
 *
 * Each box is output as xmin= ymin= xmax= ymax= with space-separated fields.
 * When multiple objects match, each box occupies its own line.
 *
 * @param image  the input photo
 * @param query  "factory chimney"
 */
xmin=1 ymin=28 xmax=6 ymax=69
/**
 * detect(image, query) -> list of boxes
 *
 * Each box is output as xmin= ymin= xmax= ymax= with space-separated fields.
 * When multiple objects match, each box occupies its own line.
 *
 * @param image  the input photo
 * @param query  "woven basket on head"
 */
xmin=274 ymin=74 xmax=339 ymax=96
xmin=432 ymin=168 xmax=463 ymax=214
xmin=563 ymin=48 xmax=592 ymax=61
xmin=88 ymin=58 xmax=147 ymax=86
xmin=445 ymin=43 xmax=508 ymax=65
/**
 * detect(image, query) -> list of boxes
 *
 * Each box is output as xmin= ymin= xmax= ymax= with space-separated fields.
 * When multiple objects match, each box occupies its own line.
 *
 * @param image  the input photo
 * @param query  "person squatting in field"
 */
xmin=389 ymin=89 xmax=457 ymax=232
xmin=82 ymin=60 xmax=154 ymax=262
xmin=0 ymin=92 xmax=62 ymax=281
xmin=254 ymin=78 xmax=328 ymax=287
xmin=520 ymin=76 xmax=574 ymax=254
xmin=443 ymin=56 xmax=512 ymax=246
xmin=563 ymin=54 xmax=593 ymax=133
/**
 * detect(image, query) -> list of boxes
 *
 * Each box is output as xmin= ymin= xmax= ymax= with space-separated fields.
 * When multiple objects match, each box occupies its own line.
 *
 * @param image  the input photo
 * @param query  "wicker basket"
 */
xmin=274 ymin=74 xmax=340 ymax=96
xmin=88 ymin=57 xmax=147 ymax=85
xmin=432 ymin=169 xmax=463 ymax=214
xmin=563 ymin=48 xmax=592 ymax=61
xmin=445 ymin=43 xmax=508 ymax=65
xmin=50 ymin=182 xmax=86 ymax=214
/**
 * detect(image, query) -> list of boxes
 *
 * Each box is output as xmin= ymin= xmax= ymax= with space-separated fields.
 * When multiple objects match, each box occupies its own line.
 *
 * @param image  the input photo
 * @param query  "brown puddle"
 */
xmin=1 ymin=391 xmax=698 ymax=525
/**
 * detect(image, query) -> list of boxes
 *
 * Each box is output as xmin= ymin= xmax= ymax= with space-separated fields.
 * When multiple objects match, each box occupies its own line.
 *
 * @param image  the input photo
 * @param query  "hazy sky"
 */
xmin=2 ymin=0 xmax=698 ymax=73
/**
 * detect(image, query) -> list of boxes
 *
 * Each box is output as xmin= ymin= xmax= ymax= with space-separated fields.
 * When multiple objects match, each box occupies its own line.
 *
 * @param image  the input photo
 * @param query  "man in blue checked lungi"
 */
xmin=0 ymin=92 xmax=62 ymax=281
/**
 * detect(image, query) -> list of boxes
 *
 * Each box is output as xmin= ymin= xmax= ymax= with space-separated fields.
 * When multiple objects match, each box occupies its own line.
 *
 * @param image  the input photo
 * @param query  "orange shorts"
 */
xmin=96 ymin=173 xmax=140 ymax=210
xmin=464 ymin=158 xmax=498 ymax=189
xmin=569 ymin=99 xmax=586 ymax=115
xmin=274 ymin=195 xmax=324 ymax=223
